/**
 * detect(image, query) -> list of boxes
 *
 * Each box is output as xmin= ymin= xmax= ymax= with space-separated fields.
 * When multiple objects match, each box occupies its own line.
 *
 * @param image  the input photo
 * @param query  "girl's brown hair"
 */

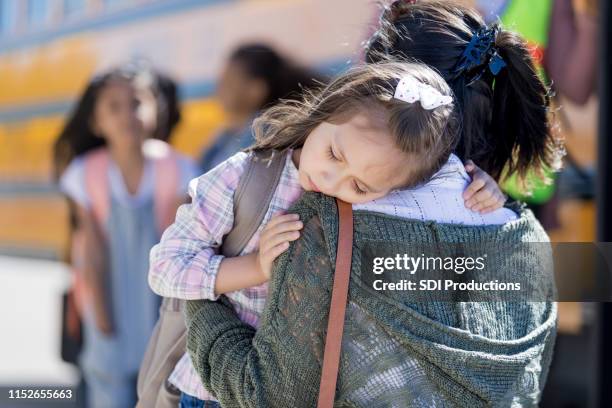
xmin=250 ymin=61 xmax=460 ymax=187
xmin=366 ymin=0 xmax=563 ymax=185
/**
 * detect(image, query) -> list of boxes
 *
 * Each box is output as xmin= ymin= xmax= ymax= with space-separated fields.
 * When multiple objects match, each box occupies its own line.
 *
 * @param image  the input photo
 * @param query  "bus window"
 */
xmin=0 ymin=0 xmax=17 ymax=36
xmin=64 ymin=0 xmax=85 ymax=18
xmin=105 ymin=0 xmax=130 ymax=10
xmin=28 ymin=0 xmax=49 ymax=28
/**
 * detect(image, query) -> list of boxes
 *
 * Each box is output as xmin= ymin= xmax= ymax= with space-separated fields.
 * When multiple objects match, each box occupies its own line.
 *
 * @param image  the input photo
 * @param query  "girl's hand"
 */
xmin=463 ymin=160 xmax=507 ymax=214
xmin=256 ymin=213 xmax=303 ymax=280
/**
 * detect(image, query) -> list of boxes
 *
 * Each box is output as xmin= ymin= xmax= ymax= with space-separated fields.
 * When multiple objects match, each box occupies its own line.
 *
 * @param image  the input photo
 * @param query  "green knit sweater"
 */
xmin=186 ymin=193 xmax=557 ymax=408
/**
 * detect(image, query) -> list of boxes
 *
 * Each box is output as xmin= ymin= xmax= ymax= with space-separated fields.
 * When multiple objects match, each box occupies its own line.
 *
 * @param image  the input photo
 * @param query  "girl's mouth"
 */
xmin=308 ymin=176 xmax=321 ymax=193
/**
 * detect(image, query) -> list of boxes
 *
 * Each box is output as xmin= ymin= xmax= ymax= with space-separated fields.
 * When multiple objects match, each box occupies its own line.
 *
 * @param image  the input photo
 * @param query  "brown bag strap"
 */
xmin=317 ymin=198 xmax=353 ymax=408
xmin=221 ymin=150 xmax=286 ymax=257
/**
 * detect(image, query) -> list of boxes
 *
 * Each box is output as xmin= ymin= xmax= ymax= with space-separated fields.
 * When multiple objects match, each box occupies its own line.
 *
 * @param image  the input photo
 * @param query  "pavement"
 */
xmin=0 ymin=256 xmax=80 ymax=407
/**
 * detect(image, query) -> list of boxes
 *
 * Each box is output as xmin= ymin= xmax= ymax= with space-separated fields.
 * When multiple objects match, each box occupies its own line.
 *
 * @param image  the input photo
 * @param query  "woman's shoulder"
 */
xmin=295 ymin=192 xmax=548 ymax=246
xmin=364 ymin=154 xmax=518 ymax=226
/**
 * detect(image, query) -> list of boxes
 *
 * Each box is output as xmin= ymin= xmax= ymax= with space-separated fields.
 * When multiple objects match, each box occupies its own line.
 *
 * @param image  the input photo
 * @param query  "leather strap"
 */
xmin=317 ymin=198 xmax=353 ymax=408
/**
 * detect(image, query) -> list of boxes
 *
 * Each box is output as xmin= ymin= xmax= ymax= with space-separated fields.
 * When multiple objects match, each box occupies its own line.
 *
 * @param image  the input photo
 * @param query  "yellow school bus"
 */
xmin=0 ymin=0 xmax=374 ymax=258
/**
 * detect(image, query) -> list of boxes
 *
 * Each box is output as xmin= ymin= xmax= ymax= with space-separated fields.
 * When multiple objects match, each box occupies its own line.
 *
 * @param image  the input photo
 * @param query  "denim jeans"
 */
xmin=179 ymin=392 xmax=221 ymax=408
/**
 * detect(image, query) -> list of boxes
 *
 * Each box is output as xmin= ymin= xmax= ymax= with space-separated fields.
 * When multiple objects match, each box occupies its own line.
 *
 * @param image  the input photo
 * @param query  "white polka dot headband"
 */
xmin=393 ymin=76 xmax=453 ymax=110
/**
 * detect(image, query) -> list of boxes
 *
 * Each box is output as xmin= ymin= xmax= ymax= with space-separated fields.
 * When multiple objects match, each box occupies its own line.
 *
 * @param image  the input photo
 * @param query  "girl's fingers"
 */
xmin=479 ymin=204 xmax=501 ymax=214
xmin=463 ymin=178 xmax=486 ymax=201
xmin=476 ymin=194 xmax=500 ymax=210
xmin=262 ymin=219 xmax=303 ymax=241
xmin=472 ymin=195 xmax=503 ymax=213
xmin=264 ymin=213 xmax=300 ymax=230
xmin=465 ymin=188 xmax=490 ymax=208
xmin=267 ymin=242 xmax=290 ymax=261
xmin=261 ymin=242 xmax=291 ymax=270
xmin=260 ymin=230 xmax=301 ymax=253
xmin=471 ymin=187 xmax=494 ymax=204
xmin=493 ymin=193 xmax=507 ymax=207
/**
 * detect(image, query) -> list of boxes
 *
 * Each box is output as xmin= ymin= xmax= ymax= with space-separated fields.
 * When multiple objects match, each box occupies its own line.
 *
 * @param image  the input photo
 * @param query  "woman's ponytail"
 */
xmin=489 ymin=29 xmax=561 ymax=183
xmin=365 ymin=0 xmax=563 ymax=185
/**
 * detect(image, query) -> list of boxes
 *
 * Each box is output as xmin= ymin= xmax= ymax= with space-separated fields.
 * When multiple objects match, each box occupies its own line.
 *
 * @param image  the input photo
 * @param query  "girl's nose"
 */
xmin=320 ymin=170 xmax=343 ymax=193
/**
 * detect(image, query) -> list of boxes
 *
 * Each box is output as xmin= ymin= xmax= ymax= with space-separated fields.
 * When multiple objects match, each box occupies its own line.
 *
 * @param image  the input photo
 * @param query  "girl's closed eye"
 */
xmin=327 ymin=146 xmax=339 ymax=161
xmin=327 ymin=145 xmax=367 ymax=195
xmin=353 ymin=181 xmax=367 ymax=195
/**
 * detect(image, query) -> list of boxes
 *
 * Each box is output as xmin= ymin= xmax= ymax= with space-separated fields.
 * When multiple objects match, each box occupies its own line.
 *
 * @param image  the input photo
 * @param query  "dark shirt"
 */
xmin=198 ymin=121 xmax=256 ymax=174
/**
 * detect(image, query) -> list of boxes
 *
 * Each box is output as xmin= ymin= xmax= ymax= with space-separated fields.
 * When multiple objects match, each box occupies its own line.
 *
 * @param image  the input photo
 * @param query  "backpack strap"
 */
xmin=84 ymin=141 xmax=180 ymax=233
xmin=317 ymin=198 xmax=353 ymax=408
xmin=83 ymin=148 xmax=110 ymax=230
xmin=75 ymin=148 xmax=110 ymax=320
xmin=221 ymin=149 xmax=286 ymax=257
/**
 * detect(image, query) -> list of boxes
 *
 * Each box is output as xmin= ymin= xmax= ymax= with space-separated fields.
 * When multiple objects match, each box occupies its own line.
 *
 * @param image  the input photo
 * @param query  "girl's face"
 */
xmin=91 ymin=79 xmax=145 ymax=150
xmin=296 ymin=112 xmax=413 ymax=204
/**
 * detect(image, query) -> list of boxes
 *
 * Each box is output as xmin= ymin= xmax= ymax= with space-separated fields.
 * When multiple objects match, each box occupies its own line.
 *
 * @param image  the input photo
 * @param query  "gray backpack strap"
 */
xmin=137 ymin=149 xmax=287 ymax=408
xmin=221 ymin=149 xmax=286 ymax=257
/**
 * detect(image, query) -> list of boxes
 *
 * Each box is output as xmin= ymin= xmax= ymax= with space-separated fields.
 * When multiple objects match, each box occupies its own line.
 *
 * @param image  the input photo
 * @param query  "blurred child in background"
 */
xmin=199 ymin=43 xmax=324 ymax=173
xmin=53 ymin=66 xmax=197 ymax=408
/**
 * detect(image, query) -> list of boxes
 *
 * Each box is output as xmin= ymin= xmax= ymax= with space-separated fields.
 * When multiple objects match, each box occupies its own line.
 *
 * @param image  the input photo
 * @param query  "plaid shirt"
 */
xmin=148 ymin=150 xmax=303 ymax=400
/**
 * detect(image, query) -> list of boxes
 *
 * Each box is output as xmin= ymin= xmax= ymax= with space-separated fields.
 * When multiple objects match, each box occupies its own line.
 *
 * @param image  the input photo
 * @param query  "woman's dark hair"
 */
xmin=366 ymin=0 xmax=562 ymax=184
xmin=52 ymin=68 xmax=135 ymax=180
xmin=229 ymin=43 xmax=326 ymax=109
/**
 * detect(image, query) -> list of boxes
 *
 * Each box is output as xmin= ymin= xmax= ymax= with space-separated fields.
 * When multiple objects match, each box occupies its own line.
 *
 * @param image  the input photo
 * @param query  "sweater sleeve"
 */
xmin=185 ymin=296 xmax=320 ymax=408
xmin=185 ymin=298 xmax=263 ymax=408
xmin=185 ymin=198 xmax=326 ymax=408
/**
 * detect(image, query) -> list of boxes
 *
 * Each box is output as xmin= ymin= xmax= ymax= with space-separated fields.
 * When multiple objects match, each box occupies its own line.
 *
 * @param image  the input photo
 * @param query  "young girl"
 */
xmin=148 ymin=62 xmax=513 ymax=407
xmin=54 ymin=67 xmax=198 ymax=408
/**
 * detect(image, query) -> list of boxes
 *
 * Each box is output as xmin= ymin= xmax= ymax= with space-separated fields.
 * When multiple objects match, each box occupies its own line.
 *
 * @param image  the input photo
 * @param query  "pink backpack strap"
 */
xmin=144 ymin=139 xmax=180 ymax=232
xmin=69 ymin=227 xmax=89 ymax=315
xmin=84 ymin=148 xmax=110 ymax=230
xmin=74 ymin=148 xmax=110 ymax=313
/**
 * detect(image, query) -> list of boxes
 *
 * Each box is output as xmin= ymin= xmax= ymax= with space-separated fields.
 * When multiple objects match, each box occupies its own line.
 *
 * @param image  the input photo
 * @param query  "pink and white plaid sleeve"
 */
xmin=148 ymin=151 xmax=250 ymax=301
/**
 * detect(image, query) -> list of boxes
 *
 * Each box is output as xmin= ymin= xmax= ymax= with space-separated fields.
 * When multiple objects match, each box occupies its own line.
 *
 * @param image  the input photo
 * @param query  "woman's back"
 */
xmin=186 ymin=192 xmax=557 ymax=407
